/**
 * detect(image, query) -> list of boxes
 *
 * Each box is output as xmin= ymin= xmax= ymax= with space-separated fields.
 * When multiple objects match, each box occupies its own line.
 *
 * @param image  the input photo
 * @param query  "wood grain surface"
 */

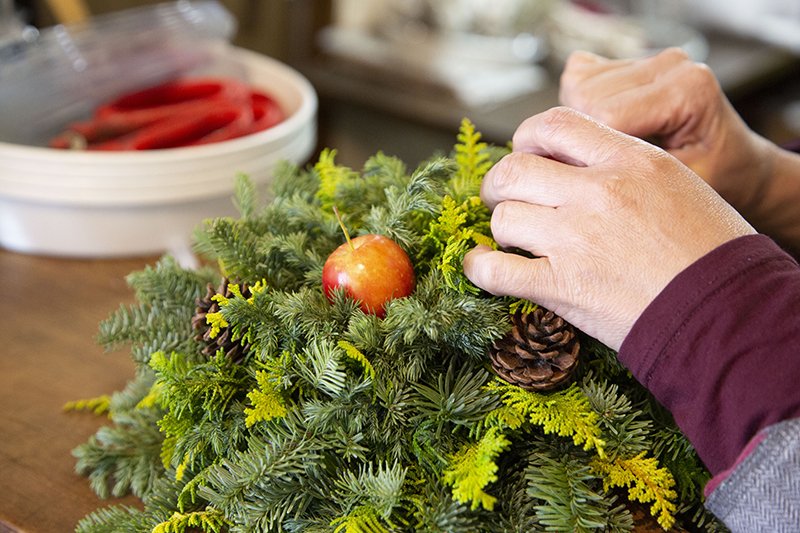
xmin=0 ymin=250 xmax=156 ymax=532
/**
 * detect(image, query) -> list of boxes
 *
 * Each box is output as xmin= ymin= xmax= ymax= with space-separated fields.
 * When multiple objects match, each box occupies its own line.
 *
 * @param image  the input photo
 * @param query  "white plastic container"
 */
xmin=0 ymin=46 xmax=317 ymax=257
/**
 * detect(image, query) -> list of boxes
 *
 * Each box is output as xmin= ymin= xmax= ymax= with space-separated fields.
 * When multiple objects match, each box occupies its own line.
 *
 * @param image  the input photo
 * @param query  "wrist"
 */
xmin=752 ymin=146 xmax=800 ymax=250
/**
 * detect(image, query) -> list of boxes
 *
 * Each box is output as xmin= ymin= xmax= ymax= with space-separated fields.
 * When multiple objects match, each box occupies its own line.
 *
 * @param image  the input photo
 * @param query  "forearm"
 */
xmin=745 ymin=145 xmax=800 ymax=253
xmin=618 ymin=234 xmax=800 ymax=475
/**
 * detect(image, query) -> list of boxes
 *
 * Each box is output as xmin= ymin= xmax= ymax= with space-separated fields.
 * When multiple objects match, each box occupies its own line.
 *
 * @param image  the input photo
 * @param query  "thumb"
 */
xmin=463 ymin=245 xmax=557 ymax=304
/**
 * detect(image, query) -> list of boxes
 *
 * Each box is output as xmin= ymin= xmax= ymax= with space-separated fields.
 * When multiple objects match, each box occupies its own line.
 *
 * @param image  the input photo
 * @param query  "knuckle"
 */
xmin=471 ymin=253 xmax=509 ymax=294
xmin=487 ymin=154 xmax=524 ymax=196
xmin=586 ymin=104 xmax=616 ymax=128
xmin=482 ymin=260 xmax=507 ymax=291
xmin=560 ymin=53 xmax=590 ymax=89
xmin=658 ymin=47 xmax=690 ymax=64
xmin=687 ymin=62 xmax=718 ymax=89
xmin=490 ymin=202 xmax=514 ymax=240
xmin=537 ymin=106 xmax=581 ymax=139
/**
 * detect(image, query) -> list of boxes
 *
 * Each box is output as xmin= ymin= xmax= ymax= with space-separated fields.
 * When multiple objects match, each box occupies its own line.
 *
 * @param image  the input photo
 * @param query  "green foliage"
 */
xmin=96 ymin=256 xmax=214 ymax=363
xmin=331 ymin=506 xmax=390 ymax=533
xmin=485 ymin=380 xmax=606 ymax=456
xmin=244 ymin=369 xmax=288 ymax=427
xmin=72 ymin=410 xmax=164 ymax=499
xmin=525 ymin=443 xmax=629 ymax=533
xmin=451 ymin=117 xmax=493 ymax=201
xmin=443 ymin=427 xmax=510 ymax=511
xmin=423 ymin=195 xmax=494 ymax=295
xmin=64 ymin=394 xmax=112 ymax=416
xmin=592 ymin=453 xmax=678 ymax=530
xmin=331 ymin=461 xmax=406 ymax=531
xmin=71 ymin=120 xmax=721 ymax=532
xmin=152 ymin=508 xmax=229 ymax=533
xmin=337 ymin=339 xmax=376 ymax=380
xmin=76 ymin=505 xmax=152 ymax=533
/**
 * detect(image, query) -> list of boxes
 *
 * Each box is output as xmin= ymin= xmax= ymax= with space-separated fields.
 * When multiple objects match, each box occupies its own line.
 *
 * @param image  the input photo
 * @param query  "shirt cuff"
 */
xmin=618 ymin=234 xmax=800 ymax=475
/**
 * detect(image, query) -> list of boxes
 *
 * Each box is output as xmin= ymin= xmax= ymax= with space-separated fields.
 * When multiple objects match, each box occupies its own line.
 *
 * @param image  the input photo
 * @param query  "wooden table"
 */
xmin=0 ymin=250 xmax=157 ymax=532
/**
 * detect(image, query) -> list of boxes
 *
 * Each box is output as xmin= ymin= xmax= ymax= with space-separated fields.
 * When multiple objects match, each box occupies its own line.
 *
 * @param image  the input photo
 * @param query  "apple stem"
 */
xmin=333 ymin=205 xmax=355 ymax=251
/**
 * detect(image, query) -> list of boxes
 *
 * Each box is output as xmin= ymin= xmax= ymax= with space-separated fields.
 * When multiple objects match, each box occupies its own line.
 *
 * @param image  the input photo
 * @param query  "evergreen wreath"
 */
xmin=68 ymin=119 xmax=726 ymax=532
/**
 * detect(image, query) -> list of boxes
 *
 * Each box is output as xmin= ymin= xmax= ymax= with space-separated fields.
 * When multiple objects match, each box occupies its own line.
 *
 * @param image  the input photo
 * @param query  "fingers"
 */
xmin=511 ymin=106 xmax=633 ymax=167
xmin=563 ymin=48 xmax=690 ymax=96
xmin=480 ymin=148 xmax=590 ymax=211
xmin=559 ymin=48 xmax=713 ymax=142
xmin=462 ymin=245 xmax=557 ymax=304
xmin=489 ymin=201 xmax=563 ymax=256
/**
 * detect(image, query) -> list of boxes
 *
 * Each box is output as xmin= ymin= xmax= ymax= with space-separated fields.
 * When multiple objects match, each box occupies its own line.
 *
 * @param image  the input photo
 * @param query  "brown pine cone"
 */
xmin=489 ymin=308 xmax=580 ymax=391
xmin=191 ymin=278 xmax=251 ymax=363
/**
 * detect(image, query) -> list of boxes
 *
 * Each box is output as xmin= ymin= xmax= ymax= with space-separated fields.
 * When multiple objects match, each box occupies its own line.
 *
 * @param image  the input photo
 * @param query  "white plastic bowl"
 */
xmin=0 ymin=46 xmax=317 ymax=257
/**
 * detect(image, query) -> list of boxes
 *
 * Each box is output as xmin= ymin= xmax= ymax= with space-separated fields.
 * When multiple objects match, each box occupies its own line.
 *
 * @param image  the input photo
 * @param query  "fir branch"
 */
xmin=234 ymin=173 xmax=258 ymax=220
xmin=580 ymin=377 xmax=652 ymax=459
xmin=362 ymin=150 xmax=408 ymax=182
xmin=442 ymin=427 xmax=511 ymax=511
xmin=325 ymin=151 xmax=413 ymax=229
xmin=410 ymin=421 xmax=450 ymax=475
xmin=295 ymin=338 xmax=348 ymax=397
xmin=368 ymin=378 xmax=414 ymax=464
xmin=271 ymin=286 xmax=361 ymax=347
xmin=409 ymin=482 xmax=484 ymax=533
xmin=410 ymin=364 xmax=499 ymax=439
xmin=76 ymin=504 xmax=152 ymax=533
xmin=488 ymin=462 xmax=541 ymax=533
xmin=97 ymin=301 xmax=198 ymax=364
xmin=302 ymin=393 xmax=367 ymax=437
xmin=270 ymin=160 xmax=318 ymax=200
xmin=73 ymin=410 xmax=165 ymax=499
xmin=361 ymin=166 xmax=442 ymax=252
xmin=333 ymin=461 xmax=407 ymax=521
xmin=343 ymin=313 xmax=385 ymax=364
xmin=168 ymin=408 xmax=250 ymax=475
xmin=198 ymin=431 xmax=325 ymax=531
xmin=381 ymin=270 xmax=508 ymax=372
xmin=267 ymin=192 xmax=341 ymax=243
xmin=525 ymin=445 xmax=612 ymax=533
xmin=255 ymin=230 xmax=328 ymax=290
xmin=197 ymin=217 xmax=268 ymax=283
xmin=581 ymin=335 xmax=629 ymax=379
xmin=149 ymin=351 xmax=248 ymax=420
xmin=125 ymin=255 xmax=215 ymax=309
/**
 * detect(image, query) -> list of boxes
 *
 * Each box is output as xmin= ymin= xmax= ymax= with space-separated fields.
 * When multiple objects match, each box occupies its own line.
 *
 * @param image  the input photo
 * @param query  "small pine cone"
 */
xmin=191 ymin=278 xmax=251 ymax=363
xmin=489 ymin=308 xmax=580 ymax=392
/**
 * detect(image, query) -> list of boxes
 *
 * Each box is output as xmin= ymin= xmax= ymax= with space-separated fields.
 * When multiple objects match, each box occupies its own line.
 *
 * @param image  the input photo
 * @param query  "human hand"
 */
xmin=463 ymin=107 xmax=755 ymax=350
xmin=559 ymin=48 xmax=775 ymax=222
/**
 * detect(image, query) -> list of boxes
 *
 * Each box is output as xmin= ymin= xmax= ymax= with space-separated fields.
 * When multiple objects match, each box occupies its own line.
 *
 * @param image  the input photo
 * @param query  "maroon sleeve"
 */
xmin=618 ymin=234 xmax=800 ymax=475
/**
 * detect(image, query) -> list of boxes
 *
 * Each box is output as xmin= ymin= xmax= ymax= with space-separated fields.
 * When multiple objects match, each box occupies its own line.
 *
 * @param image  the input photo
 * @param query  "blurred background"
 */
xmin=4 ymin=0 xmax=800 ymax=167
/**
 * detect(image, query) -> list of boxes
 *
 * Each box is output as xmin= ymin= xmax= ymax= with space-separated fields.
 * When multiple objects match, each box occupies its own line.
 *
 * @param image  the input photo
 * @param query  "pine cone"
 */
xmin=191 ymin=279 xmax=251 ymax=363
xmin=489 ymin=308 xmax=580 ymax=391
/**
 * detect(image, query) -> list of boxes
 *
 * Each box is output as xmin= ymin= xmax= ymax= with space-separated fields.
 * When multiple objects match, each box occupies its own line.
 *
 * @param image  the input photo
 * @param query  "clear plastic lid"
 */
xmin=0 ymin=0 xmax=239 ymax=146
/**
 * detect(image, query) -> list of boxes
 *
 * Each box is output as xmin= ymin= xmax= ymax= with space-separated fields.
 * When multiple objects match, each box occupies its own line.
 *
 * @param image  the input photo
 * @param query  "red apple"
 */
xmin=322 ymin=234 xmax=415 ymax=318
